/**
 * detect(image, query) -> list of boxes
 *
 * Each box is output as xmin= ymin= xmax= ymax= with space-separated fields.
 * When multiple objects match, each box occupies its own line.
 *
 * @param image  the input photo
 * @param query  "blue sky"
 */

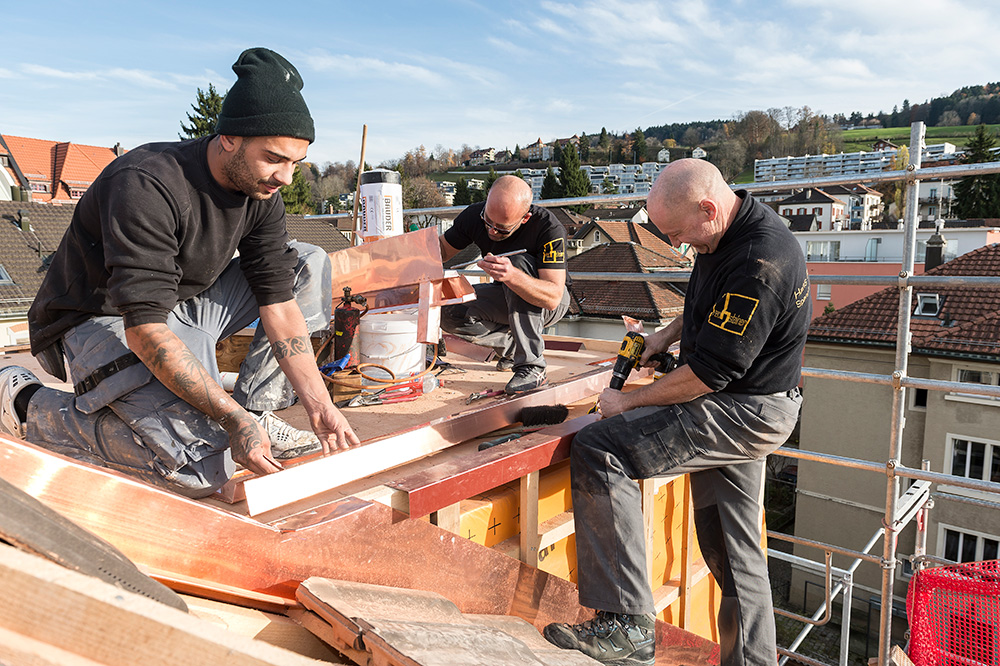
xmin=3 ymin=0 xmax=1000 ymax=167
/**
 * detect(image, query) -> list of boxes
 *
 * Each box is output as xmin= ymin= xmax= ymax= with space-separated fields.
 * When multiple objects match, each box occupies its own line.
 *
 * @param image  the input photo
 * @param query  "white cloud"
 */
xmin=303 ymin=52 xmax=447 ymax=88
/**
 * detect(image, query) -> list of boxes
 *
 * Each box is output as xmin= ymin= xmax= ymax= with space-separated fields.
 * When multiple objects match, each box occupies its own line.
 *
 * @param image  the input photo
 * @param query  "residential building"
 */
xmin=777 ymin=189 xmax=847 ymax=231
xmin=691 ymin=147 xmax=707 ymax=159
xmin=822 ymin=183 xmax=884 ymax=230
xmin=525 ymin=139 xmax=553 ymax=162
xmin=793 ymin=243 xmax=1000 ymax=610
xmin=753 ymin=143 xmax=958 ymax=182
xmin=794 ymin=224 xmax=1000 ymax=317
xmin=0 ymin=200 xmax=351 ymax=345
xmin=553 ymin=241 xmax=688 ymax=340
xmin=568 ymin=216 xmax=685 ymax=261
xmin=657 ymin=148 xmax=671 ymax=163
xmin=468 ymin=148 xmax=495 ymax=166
xmin=1 ymin=134 xmax=122 ymax=204
xmin=916 ymin=178 xmax=958 ymax=222
xmin=435 ymin=180 xmax=456 ymax=205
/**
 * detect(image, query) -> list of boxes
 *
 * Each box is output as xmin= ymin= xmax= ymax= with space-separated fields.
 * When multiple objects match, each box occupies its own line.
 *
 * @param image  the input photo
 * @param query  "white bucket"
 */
xmin=359 ymin=310 xmax=426 ymax=380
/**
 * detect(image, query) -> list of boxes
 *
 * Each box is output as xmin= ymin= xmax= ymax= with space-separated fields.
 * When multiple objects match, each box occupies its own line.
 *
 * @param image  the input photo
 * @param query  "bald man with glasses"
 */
xmin=439 ymin=175 xmax=571 ymax=394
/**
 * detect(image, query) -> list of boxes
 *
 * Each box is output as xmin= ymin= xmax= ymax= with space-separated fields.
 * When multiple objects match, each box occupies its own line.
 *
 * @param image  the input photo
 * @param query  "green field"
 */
xmin=839 ymin=124 xmax=1000 ymax=152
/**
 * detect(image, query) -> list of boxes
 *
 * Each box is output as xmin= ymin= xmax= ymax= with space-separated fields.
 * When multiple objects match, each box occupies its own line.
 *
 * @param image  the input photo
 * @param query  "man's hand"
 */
xmin=596 ymin=387 xmax=631 ymax=419
xmin=478 ymin=253 xmax=515 ymax=282
xmin=223 ymin=409 xmax=283 ymax=476
xmin=307 ymin=403 xmax=361 ymax=453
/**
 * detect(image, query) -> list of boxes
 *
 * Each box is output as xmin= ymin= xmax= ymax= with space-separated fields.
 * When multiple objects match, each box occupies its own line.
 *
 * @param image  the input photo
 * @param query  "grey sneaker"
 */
xmin=0 ymin=366 xmax=42 ymax=438
xmin=252 ymin=411 xmax=322 ymax=460
xmin=495 ymin=355 xmax=515 ymax=372
xmin=543 ymin=611 xmax=655 ymax=665
xmin=504 ymin=366 xmax=547 ymax=395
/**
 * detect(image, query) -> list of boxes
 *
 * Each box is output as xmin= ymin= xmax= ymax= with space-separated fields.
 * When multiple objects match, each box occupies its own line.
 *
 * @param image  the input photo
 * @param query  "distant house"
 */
xmin=822 ymin=183 xmax=884 ymax=230
xmin=0 ymin=200 xmax=351 ymax=345
xmin=691 ymin=147 xmax=707 ymax=159
xmin=657 ymin=148 xmax=671 ymax=163
xmin=553 ymin=241 xmax=688 ymax=340
xmin=784 ymin=213 xmax=819 ymax=232
xmin=468 ymin=148 xmax=496 ymax=167
xmin=871 ymin=139 xmax=899 ymax=152
xmin=1 ymin=134 xmax=123 ymax=204
xmin=525 ymin=139 xmax=553 ymax=162
xmin=777 ymin=188 xmax=847 ymax=231
xmin=570 ymin=218 xmax=693 ymax=264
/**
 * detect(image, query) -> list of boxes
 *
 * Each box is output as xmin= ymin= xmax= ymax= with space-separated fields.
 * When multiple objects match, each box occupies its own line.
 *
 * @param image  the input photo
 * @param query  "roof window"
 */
xmin=914 ymin=293 xmax=941 ymax=317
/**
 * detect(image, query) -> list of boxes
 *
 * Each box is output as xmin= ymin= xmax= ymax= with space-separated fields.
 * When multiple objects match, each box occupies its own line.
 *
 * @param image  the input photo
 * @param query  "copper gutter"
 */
xmin=241 ymin=365 xmax=624 ymax=515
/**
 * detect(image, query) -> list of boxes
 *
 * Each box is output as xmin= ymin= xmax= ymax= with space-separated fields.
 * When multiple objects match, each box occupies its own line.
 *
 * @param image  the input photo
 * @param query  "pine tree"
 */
xmin=484 ymin=167 xmax=500 ymax=192
xmin=579 ymin=132 xmax=590 ymax=162
xmin=179 ymin=84 xmax=224 ymax=139
xmin=280 ymin=165 xmax=316 ymax=214
xmin=454 ymin=178 xmax=472 ymax=206
xmin=541 ymin=167 xmax=562 ymax=200
xmin=601 ymin=177 xmax=618 ymax=194
xmin=631 ymin=128 xmax=646 ymax=162
xmin=954 ymin=124 xmax=1000 ymax=219
xmin=558 ymin=144 xmax=589 ymax=199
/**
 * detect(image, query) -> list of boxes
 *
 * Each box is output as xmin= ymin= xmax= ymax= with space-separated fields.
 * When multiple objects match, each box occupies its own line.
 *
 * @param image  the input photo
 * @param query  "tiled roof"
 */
xmin=1 ymin=134 xmax=120 ymax=204
xmin=779 ymin=188 xmax=845 ymax=206
xmin=0 ymin=200 xmax=351 ymax=317
xmin=581 ymin=206 xmax=644 ymax=221
xmin=808 ymin=243 xmax=1000 ymax=360
xmin=786 ymin=214 xmax=818 ymax=232
xmin=567 ymin=242 xmax=688 ymax=322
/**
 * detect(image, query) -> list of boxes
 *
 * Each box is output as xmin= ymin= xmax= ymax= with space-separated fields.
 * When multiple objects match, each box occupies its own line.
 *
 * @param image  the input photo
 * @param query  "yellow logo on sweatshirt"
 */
xmin=708 ymin=293 xmax=759 ymax=336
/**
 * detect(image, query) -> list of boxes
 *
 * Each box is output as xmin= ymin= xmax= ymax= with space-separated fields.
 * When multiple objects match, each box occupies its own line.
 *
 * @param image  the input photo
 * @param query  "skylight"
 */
xmin=914 ymin=293 xmax=941 ymax=317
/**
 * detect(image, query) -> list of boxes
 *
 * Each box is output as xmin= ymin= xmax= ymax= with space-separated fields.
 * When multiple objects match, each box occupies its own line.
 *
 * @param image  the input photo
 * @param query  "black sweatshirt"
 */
xmin=681 ymin=191 xmax=811 ymax=394
xmin=29 ymin=136 xmax=298 ymax=355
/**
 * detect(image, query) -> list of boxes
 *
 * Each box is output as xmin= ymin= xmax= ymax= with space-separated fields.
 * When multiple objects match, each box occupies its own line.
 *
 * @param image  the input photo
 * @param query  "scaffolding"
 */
xmin=308 ymin=123 xmax=1000 ymax=666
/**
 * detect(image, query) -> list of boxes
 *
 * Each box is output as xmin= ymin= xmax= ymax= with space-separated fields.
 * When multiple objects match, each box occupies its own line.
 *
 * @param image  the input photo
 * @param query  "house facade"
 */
xmin=794 ymin=225 xmax=1000 ymax=317
xmin=777 ymin=188 xmax=847 ymax=231
xmin=792 ymin=243 xmax=1000 ymax=609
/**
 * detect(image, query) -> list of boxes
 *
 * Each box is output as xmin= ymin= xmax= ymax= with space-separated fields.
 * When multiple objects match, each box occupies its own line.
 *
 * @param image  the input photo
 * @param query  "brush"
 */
xmin=477 ymin=404 xmax=570 ymax=451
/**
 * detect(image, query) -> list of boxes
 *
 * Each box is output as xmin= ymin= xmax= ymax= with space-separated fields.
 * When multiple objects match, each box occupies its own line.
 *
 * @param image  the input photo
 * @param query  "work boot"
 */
xmin=495 ymin=355 xmax=515 ymax=372
xmin=504 ymin=366 xmax=546 ymax=395
xmin=0 ymin=366 xmax=42 ymax=438
xmin=543 ymin=611 xmax=655 ymax=665
xmin=252 ymin=411 xmax=323 ymax=460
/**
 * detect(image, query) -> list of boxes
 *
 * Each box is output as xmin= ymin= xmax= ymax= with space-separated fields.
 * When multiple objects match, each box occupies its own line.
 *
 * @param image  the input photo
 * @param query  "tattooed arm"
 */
xmin=124 ymin=323 xmax=282 ymax=476
xmin=257 ymin=300 xmax=360 ymax=453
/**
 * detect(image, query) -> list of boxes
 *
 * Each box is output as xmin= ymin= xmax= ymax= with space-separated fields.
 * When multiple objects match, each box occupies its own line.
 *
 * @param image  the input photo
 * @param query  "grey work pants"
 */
xmin=440 ymin=253 xmax=570 ymax=371
xmin=571 ymin=389 xmax=802 ymax=666
xmin=26 ymin=242 xmax=333 ymax=498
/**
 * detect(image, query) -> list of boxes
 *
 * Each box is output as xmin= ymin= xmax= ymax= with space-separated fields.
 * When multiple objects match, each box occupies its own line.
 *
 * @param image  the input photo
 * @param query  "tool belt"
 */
xmin=73 ymin=352 xmax=143 ymax=397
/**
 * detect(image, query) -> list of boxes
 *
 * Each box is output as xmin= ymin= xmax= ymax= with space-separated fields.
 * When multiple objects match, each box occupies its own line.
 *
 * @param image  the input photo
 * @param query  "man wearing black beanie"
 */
xmin=1 ymin=48 xmax=361 ymax=498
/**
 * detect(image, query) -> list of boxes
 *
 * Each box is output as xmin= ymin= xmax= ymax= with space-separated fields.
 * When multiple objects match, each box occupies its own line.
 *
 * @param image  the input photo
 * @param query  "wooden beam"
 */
xmin=519 ymin=471 xmax=541 ymax=566
xmin=0 ymin=544 xmax=323 ymax=666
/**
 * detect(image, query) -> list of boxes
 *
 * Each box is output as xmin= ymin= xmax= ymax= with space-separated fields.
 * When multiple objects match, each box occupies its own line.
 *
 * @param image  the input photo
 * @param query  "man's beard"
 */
xmin=221 ymin=141 xmax=277 ymax=200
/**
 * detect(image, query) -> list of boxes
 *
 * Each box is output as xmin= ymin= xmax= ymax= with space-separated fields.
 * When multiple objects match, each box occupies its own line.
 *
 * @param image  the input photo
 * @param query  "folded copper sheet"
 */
xmin=329 ymin=227 xmax=443 ymax=296
xmin=0 ymin=434 xmax=590 ymax=631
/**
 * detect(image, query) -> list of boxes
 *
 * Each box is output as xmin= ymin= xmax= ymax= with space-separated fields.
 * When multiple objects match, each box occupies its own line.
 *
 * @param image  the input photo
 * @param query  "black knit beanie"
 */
xmin=216 ymin=47 xmax=315 ymax=143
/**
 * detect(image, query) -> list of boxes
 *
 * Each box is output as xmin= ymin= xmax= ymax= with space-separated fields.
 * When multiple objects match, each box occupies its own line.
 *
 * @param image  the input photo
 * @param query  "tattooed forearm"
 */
xmin=271 ymin=335 xmax=311 ymax=360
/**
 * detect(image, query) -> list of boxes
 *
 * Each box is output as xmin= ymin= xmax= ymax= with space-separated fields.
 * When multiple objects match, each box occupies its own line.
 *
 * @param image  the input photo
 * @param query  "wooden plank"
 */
xmin=388 ymin=415 xmax=595 ymax=519
xmin=0 ymin=624 xmax=108 ymax=666
xmin=519 ymin=471 xmax=541 ymax=566
xmin=430 ymin=502 xmax=462 ymax=534
xmin=654 ymin=560 xmax=712 ymax=614
xmin=537 ymin=511 xmax=575 ymax=552
xmin=679 ymin=475 xmax=695 ymax=630
xmin=640 ymin=478 xmax=656 ymax=585
xmin=542 ymin=335 xmax=623 ymax=354
xmin=286 ymin=608 xmax=371 ymax=666
xmin=0 ymin=544 xmax=324 ymax=666
xmin=243 ymin=367 xmax=615 ymax=515
xmin=358 ymin=618 xmax=546 ymax=666
xmin=182 ymin=595 xmax=346 ymax=663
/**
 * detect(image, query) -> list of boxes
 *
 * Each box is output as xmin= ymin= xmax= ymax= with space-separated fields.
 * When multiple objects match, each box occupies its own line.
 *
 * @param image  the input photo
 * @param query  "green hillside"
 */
xmin=840 ymin=124 xmax=1000 ymax=153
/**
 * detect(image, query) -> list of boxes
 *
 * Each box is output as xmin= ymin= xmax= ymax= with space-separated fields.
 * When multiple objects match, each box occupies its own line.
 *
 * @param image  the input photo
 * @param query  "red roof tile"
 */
xmin=1 ymin=134 xmax=120 ymax=204
xmin=808 ymin=243 xmax=1000 ymax=360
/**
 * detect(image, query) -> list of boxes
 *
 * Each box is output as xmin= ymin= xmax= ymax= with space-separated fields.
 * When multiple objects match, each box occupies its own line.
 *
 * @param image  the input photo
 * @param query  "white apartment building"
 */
xmin=778 ymin=189 xmax=847 ymax=231
xmin=754 ymin=143 xmax=958 ymax=182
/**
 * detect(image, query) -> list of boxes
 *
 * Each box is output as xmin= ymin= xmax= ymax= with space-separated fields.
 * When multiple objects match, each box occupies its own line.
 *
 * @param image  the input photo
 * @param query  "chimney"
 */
xmin=924 ymin=221 xmax=946 ymax=271
xmin=114 ymin=142 xmax=124 ymax=157
xmin=17 ymin=209 xmax=30 ymax=232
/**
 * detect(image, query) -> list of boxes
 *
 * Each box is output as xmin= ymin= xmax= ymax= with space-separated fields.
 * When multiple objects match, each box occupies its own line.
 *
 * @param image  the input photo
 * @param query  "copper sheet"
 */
xmin=0 ymin=435 xmax=590 ymax=631
xmin=241 ymin=365 xmax=621 ymax=516
xmin=328 ymin=227 xmax=443 ymax=296
xmin=388 ymin=415 xmax=597 ymax=518
xmin=361 ymin=274 xmax=475 ymax=315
